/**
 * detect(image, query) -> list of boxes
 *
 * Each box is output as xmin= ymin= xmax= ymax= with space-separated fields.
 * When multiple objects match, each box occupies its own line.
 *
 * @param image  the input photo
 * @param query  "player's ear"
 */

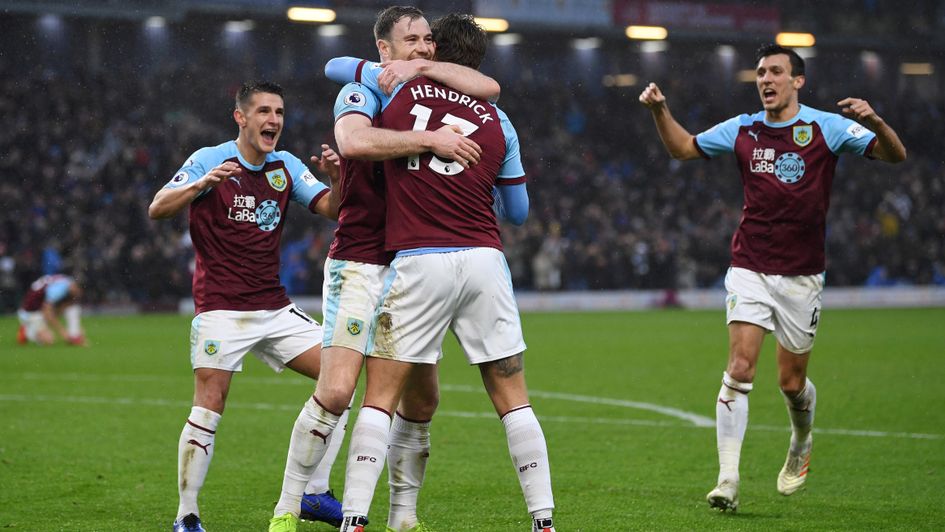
xmin=233 ymin=107 xmax=246 ymax=128
xmin=377 ymin=39 xmax=391 ymax=60
xmin=792 ymin=74 xmax=806 ymax=91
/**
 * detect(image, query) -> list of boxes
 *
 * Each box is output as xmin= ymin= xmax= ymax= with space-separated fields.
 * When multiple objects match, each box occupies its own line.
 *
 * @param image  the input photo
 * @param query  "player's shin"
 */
xmin=342 ymin=406 xmax=392 ymax=521
xmin=305 ymin=394 xmax=353 ymax=495
xmin=716 ymin=372 xmax=752 ymax=485
xmin=387 ymin=413 xmax=431 ymax=531
xmin=273 ymin=396 xmax=341 ymax=517
xmin=501 ymin=405 xmax=555 ymax=521
xmin=177 ymin=406 xmax=221 ymax=520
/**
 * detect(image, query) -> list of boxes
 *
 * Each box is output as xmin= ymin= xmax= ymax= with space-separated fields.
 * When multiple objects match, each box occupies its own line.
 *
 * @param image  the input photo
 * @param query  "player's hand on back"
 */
xmin=312 ymin=144 xmax=341 ymax=186
xmin=838 ymin=97 xmax=882 ymax=128
xmin=639 ymin=82 xmax=667 ymax=110
xmin=200 ymin=161 xmax=240 ymax=191
xmin=429 ymin=125 xmax=482 ymax=168
xmin=378 ymin=59 xmax=427 ymax=95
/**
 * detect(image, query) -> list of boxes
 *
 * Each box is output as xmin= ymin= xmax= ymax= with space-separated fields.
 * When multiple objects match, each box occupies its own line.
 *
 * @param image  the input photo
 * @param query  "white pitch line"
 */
xmin=441 ymin=383 xmax=715 ymax=427
xmin=7 ymin=372 xmax=713 ymax=425
xmin=0 ymin=392 xmax=941 ymax=441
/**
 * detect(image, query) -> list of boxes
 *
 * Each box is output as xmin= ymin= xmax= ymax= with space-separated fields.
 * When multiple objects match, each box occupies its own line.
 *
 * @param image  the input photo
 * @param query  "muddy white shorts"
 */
xmin=724 ymin=266 xmax=824 ymax=354
xmin=369 ymin=247 xmax=526 ymax=365
xmin=189 ymin=303 xmax=323 ymax=372
xmin=321 ymin=258 xmax=387 ymax=354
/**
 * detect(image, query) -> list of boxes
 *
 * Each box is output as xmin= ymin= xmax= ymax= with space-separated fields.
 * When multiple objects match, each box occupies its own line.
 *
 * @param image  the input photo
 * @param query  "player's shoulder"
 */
xmin=797 ymin=104 xmax=843 ymax=125
xmin=190 ymin=140 xmax=239 ymax=166
xmin=340 ymin=82 xmax=379 ymax=107
xmin=268 ymin=149 xmax=305 ymax=169
xmin=741 ymin=110 xmax=766 ymax=126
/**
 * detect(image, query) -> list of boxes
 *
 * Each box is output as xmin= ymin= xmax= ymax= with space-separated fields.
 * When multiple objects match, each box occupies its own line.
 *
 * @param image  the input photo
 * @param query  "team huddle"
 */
xmin=142 ymin=4 xmax=905 ymax=532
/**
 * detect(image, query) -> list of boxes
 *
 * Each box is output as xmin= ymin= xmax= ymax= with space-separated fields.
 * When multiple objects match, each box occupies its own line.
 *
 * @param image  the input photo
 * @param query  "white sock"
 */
xmin=342 ymin=406 xmax=392 ymax=518
xmin=63 ymin=305 xmax=81 ymax=337
xmin=782 ymin=378 xmax=816 ymax=452
xmin=716 ymin=372 xmax=752 ymax=485
xmin=387 ymin=414 xmax=431 ymax=531
xmin=177 ymin=406 xmax=221 ymax=520
xmin=273 ymin=396 xmax=341 ymax=517
xmin=501 ymin=405 xmax=555 ymax=517
xmin=305 ymin=395 xmax=354 ymax=495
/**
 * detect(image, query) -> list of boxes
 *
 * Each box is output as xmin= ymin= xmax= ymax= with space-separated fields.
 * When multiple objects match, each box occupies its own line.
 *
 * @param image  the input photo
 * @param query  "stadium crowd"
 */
xmin=1 ymin=31 xmax=942 ymax=311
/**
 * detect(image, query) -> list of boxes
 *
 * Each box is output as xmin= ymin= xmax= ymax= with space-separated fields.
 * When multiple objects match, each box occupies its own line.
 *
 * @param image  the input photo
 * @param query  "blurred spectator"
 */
xmin=0 ymin=15 xmax=941 ymax=310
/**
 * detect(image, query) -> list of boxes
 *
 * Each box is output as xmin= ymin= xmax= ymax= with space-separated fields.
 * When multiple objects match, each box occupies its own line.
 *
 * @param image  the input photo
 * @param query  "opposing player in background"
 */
xmin=332 ymin=14 xmax=555 ymax=532
xmin=639 ymin=43 xmax=906 ymax=511
xmin=16 ymin=274 xmax=86 ymax=346
xmin=268 ymin=6 xmax=498 ymax=532
xmin=149 ymin=80 xmax=347 ymax=532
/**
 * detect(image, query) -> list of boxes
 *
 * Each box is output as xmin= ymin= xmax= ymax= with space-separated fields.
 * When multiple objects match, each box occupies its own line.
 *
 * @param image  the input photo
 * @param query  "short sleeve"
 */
xmin=283 ymin=153 xmax=329 ymax=208
xmin=695 ymin=115 xmax=745 ymax=159
xmin=496 ymin=107 xmax=525 ymax=181
xmin=820 ymin=114 xmax=877 ymax=156
xmin=164 ymin=147 xmax=213 ymax=189
xmin=333 ymin=82 xmax=381 ymax=122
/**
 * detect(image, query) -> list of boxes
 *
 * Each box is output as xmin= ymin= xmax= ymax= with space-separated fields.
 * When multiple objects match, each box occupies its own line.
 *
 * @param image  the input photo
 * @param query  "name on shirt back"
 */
xmin=407 ymin=84 xmax=494 ymax=124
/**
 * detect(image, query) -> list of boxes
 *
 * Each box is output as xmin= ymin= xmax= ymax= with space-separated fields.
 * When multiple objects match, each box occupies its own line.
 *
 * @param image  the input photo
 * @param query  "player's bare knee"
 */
xmin=315 ymin=383 xmax=354 ymax=415
xmin=726 ymin=356 xmax=755 ymax=383
xmin=778 ymin=373 xmax=806 ymax=396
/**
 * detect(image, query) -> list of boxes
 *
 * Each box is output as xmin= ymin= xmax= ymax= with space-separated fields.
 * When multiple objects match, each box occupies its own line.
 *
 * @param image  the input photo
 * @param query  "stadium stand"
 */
xmin=1 ymin=6 xmax=943 ymax=311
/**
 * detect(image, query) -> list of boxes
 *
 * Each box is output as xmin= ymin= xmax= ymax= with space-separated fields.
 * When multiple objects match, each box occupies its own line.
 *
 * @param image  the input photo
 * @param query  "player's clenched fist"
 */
xmin=639 ymin=82 xmax=667 ymax=110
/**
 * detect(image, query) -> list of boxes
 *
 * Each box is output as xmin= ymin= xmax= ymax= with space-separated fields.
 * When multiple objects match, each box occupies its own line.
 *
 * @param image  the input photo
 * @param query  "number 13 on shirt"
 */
xmin=407 ymin=103 xmax=479 ymax=176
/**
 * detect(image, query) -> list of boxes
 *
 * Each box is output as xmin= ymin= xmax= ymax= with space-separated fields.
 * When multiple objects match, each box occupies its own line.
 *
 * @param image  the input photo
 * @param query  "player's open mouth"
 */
xmin=762 ymin=89 xmax=776 ymax=103
xmin=261 ymin=129 xmax=278 ymax=142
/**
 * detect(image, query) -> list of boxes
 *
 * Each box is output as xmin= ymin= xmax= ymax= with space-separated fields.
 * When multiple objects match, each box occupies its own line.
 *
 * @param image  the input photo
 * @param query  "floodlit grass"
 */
xmin=1 ymin=309 xmax=944 ymax=530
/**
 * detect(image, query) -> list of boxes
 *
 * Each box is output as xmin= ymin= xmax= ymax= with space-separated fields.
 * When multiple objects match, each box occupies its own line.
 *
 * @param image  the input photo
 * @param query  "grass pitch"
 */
xmin=1 ymin=308 xmax=944 ymax=531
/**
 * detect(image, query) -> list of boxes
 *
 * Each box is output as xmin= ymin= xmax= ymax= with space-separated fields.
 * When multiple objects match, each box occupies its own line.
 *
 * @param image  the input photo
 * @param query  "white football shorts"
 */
xmin=724 ymin=266 xmax=824 ymax=354
xmin=321 ymin=258 xmax=387 ymax=354
xmin=189 ymin=303 xmax=323 ymax=372
xmin=369 ymin=247 xmax=526 ymax=365
xmin=17 ymin=309 xmax=48 ymax=343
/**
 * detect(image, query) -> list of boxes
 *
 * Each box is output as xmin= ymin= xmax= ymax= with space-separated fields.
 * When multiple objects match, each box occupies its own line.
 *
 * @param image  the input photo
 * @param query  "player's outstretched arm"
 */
xmin=378 ymin=59 xmax=500 ymax=101
xmin=335 ymin=113 xmax=482 ymax=167
xmin=311 ymin=144 xmax=342 ymax=220
xmin=148 ymin=162 xmax=239 ymax=219
xmin=838 ymin=97 xmax=907 ymax=163
xmin=639 ymin=82 xmax=701 ymax=160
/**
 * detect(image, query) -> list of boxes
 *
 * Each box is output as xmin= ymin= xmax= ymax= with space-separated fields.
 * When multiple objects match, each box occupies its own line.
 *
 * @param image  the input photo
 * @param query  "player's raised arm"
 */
xmin=377 ymin=59 xmax=500 ymax=101
xmin=639 ymin=82 xmax=702 ymax=161
xmin=148 ymin=161 xmax=238 ymax=219
xmin=837 ymin=97 xmax=907 ymax=163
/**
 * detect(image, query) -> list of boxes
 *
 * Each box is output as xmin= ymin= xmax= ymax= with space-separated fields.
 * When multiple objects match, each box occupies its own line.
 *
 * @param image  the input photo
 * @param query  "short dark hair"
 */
xmin=235 ymin=80 xmax=284 ymax=110
xmin=430 ymin=14 xmax=488 ymax=70
xmin=755 ymin=43 xmax=805 ymax=76
xmin=374 ymin=6 xmax=425 ymax=41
